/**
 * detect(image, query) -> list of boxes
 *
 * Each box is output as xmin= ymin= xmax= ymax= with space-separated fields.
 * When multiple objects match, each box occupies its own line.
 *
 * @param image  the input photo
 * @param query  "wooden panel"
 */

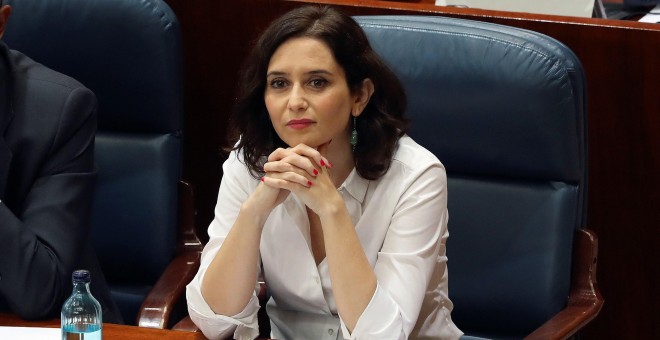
xmin=164 ymin=0 xmax=660 ymax=338
xmin=163 ymin=0 xmax=284 ymax=243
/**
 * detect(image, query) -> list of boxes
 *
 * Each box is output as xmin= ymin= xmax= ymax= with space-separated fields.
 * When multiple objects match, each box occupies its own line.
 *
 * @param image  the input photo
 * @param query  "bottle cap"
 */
xmin=72 ymin=269 xmax=91 ymax=283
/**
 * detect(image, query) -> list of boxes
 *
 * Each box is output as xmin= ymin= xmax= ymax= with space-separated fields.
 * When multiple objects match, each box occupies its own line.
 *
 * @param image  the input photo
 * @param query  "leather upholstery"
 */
xmin=4 ymin=0 xmax=184 ymax=325
xmin=355 ymin=16 xmax=587 ymax=339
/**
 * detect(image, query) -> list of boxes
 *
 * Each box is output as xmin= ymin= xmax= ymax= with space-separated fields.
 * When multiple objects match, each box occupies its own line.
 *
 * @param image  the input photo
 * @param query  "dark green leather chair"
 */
xmin=4 ymin=0 xmax=202 ymax=328
xmin=356 ymin=15 xmax=603 ymax=339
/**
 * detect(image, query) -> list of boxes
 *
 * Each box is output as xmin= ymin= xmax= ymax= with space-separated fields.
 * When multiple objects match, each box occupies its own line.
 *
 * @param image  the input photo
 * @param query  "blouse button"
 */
xmin=328 ymin=329 xmax=334 ymax=335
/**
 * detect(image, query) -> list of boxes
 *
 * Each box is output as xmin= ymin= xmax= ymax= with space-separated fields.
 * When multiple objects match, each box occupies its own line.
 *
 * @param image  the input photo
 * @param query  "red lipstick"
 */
xmin=286 ymin=119 xmax=315 ymax=130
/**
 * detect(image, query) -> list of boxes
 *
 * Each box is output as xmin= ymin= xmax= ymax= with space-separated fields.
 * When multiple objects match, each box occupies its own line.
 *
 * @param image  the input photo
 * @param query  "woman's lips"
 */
xmin=287 ymin=119 xmax=315 ymax=129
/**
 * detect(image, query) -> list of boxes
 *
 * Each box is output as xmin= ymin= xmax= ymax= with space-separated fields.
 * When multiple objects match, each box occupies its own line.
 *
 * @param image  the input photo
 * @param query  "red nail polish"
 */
xmin=327 ymin=161 xmax=334 ymax=168
xmin=320 ymin=160 xmax=326 ymax=167
xmin=260 ymin=177 xmax=265 ymax=182
xmin=307 ymin=181 xmax=313 ymax=186
xmin=313 ymin=169 xmax=319 ymax=176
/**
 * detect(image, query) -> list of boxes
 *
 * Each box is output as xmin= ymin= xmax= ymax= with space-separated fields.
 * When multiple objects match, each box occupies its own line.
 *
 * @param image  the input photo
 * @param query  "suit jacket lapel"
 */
xmin=0 ymin=42 xmax=14 ymax=199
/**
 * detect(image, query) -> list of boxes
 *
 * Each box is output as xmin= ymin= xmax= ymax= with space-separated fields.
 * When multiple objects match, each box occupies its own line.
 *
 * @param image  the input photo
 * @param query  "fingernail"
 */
xmin=307 ymin=181 xmax=313 ymax=186
xmin=320 ymin=160 xmax=326 ymax=167
xmin=327 ymin=161 xmax=333 ymax=168
xmin=260 ymin=177 xmax=265 ymax=182
xmin=313 ymin=169 xmax=319 ymax=176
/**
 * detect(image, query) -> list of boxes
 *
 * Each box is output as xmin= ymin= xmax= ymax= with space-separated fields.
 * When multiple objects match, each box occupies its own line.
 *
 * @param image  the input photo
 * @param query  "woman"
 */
xmin=186 ymin=6 xmax=462 ymax=340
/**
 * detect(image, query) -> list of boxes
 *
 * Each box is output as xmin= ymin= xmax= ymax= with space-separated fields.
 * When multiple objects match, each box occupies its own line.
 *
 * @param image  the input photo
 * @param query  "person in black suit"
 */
xmin=0 ymin=1 xmax=121 ymax=323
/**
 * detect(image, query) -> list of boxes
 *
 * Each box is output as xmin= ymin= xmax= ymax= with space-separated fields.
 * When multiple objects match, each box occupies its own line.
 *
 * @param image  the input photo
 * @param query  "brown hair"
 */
xmin=228 ymin=5 xmax=408 ymax=180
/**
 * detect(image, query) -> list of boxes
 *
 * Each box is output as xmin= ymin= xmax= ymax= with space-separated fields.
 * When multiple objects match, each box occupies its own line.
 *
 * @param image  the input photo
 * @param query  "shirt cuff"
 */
xmin=340 ymin=282 xmax=403 ymax=340
xmin=186 ymin=275 xmax=261 ymax=340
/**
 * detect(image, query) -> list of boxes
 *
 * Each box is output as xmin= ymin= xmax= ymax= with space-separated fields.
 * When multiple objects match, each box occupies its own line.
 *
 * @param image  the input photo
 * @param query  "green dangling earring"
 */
xmin=350 ymin=116 xmax=358 ymax=151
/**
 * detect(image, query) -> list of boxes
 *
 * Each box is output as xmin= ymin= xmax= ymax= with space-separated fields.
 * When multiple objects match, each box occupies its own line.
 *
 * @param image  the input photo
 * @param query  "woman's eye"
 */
xmin=269 ymin=79 xmax=287 ymax=88
xmin=309 ymin=78 xmax=328 ymax=88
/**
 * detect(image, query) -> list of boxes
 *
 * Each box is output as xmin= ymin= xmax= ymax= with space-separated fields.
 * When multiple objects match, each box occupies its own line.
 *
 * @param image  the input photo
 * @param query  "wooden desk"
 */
xmin=0 ymin=313 xmax=206 ymax=339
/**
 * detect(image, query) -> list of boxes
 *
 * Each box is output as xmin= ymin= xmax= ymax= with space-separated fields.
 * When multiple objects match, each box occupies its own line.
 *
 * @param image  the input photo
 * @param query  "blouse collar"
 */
xmin=337 ymin=167 xmax=370 ymax=204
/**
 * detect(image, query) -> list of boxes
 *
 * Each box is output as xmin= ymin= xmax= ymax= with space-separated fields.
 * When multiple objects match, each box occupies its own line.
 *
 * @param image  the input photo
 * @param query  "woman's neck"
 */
xmin=324 ymin=138 xmax=355 ymax=188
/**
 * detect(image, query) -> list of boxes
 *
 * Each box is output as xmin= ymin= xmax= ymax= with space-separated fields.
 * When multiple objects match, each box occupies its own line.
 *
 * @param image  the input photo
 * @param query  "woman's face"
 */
xmin=264 ymin=37 xmax=359 ymax=149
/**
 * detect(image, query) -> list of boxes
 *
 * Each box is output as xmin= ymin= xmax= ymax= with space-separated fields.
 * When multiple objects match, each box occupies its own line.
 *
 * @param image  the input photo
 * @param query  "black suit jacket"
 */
xmin=0 ymin=41 xmax=121 ymax=323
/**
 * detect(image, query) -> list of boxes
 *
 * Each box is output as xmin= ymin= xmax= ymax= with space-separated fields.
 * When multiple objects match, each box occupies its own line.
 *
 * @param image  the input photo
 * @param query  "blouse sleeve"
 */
xmin=185 ymin=151 xmax=262 ymax=340
xmin=342 ymin=161 xmax=455 ymax=339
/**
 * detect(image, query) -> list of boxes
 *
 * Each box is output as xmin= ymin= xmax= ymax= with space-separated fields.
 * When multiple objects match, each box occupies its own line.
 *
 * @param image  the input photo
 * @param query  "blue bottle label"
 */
xmin=61 ymin=324 xmax=102 ymax=340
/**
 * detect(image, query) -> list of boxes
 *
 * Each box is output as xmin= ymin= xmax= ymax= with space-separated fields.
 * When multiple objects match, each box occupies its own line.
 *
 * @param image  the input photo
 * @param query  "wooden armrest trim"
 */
xmin=177 ymin=180 xmax=204 ymax=254
xmin=137 ymin=251 xmax=201 ymax=328
xmin=137 ymin=180 xmax=204 ymax=329
xmin=525 ymin=229 xmax=604 ymax=340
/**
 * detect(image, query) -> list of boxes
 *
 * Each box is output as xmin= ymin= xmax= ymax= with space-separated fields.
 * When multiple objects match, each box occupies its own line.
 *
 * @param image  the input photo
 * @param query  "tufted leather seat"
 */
xmin=355 ymin=15 xmax=602 ymax=339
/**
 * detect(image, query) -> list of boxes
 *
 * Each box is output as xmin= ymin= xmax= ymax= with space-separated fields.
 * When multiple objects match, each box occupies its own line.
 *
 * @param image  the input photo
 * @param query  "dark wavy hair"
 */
xmin=228 ymin=5 xmax=408 ymax=180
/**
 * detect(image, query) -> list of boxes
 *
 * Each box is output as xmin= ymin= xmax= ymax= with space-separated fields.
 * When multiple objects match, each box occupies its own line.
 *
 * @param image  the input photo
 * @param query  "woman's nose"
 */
xmin=287 ymin=85 xmax=308 ymax=111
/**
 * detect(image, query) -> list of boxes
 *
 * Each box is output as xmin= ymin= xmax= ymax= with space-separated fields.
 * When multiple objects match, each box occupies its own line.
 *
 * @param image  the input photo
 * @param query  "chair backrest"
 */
xmin=355 ymin=16 xmax=587 ymax=338
xmin=4 ymin=0 xmax=184 ymax=324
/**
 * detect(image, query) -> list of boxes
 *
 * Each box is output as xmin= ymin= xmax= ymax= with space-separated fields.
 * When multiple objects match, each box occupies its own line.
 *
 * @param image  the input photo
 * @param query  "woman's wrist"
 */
xmin=316 ymin=192 xmax=347 ymax=220
xmin=239 ymin=198 xmax=271 ymax=228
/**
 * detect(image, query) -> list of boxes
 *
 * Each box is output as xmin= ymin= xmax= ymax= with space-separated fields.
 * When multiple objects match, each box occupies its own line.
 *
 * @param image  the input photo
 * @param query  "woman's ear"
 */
xmin=352 ymin=78 xmax=375 ymax=117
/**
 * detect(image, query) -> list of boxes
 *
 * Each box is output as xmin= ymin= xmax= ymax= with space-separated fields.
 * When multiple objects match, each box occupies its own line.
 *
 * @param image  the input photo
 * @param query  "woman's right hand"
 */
xmin=242 ymin=179 xmax=290 ymax=222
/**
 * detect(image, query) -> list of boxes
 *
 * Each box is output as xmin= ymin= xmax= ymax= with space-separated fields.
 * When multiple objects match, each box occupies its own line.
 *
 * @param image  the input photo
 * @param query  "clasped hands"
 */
xmin=255 ymin=142 xmax=341 ymax=217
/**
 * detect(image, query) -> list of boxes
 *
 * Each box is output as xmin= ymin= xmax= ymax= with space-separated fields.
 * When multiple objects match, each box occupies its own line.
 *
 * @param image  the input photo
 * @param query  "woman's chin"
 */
xmin=284 ymin=138 xmax=319 ymax=149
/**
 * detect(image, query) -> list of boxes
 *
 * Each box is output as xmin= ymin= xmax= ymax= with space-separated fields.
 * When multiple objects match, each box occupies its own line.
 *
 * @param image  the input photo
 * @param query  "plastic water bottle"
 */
xmin=61 ymin=269 xmax=102 ymax=340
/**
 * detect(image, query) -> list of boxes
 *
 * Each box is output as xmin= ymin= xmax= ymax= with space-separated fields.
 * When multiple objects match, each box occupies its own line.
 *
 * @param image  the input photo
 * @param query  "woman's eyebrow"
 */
xmin=307 ymin=70 xmax=332 ymax=76
xmin=266 ymin=71 xmax=287 ymax=78
xmin=266 ymin=69 xmax=333 ymax=78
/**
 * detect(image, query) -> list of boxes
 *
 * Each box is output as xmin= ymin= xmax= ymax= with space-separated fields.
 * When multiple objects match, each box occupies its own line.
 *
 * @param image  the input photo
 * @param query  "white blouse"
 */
xmin=186 ymin=136 xmax=463 ymax=340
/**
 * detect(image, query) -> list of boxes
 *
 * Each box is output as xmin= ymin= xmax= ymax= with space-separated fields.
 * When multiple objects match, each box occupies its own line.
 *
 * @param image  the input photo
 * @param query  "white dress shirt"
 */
xmin=186 ymin=135 xmax=463 ymax=340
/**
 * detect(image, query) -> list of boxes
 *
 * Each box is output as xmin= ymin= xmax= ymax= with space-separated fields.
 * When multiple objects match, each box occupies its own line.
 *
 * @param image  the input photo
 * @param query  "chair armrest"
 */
xmin=172 ymin=315 xmax=201 ymax=332
xmin=138 ymin=251 xmax=201 ymax=328
xmin=525 ymin=229 xmax=604 ymax=340
xmin=137 ymin=181 xmax=204 ymax=328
